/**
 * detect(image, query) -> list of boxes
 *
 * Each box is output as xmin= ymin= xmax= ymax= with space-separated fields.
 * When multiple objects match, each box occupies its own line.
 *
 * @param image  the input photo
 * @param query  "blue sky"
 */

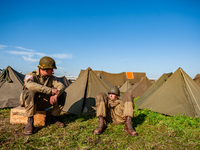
xmin=0 ymin=0 xmax=200 ymax=79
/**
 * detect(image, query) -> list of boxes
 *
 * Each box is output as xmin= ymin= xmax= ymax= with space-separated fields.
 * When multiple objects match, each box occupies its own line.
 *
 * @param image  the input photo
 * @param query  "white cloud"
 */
xmin=51 ymin=54 xmax=73 ymax=59
xmin=35 ymin=52 xmax=46 ymax=56
xmin=22 ymin=56 xmax=39 ymax=62
xmin=6 ymin=50 xmax=45 ymax=62
xmin=7 ymin=51 xmax=33 ymax=55
xmin=0 ymin=45 xmax=7 ymax=49
xmin=57 ymin=66 xmax=65 ymax=70
xmin=7 ymin=51 xmax=72 ymax=59
xmin=15 ymin=46 xmax=34 ymax=52
xmin=6 ymin=51 xmax=46 ymax=56
xmin=5 ymin=45 xmax=73 ymax=64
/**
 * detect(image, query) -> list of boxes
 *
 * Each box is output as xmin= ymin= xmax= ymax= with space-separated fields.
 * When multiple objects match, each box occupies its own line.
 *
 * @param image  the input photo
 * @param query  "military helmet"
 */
xmin=38 ymin=56 xmax=57 ymax=69
xmin=108 ymin=86 xmax=120 ymax=96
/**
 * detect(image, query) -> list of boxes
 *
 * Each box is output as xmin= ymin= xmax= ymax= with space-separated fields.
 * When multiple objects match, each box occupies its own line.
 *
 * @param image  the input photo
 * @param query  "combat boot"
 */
xmin=51 ymin=116 xmax=65 ymax=128
xmin=24 ymin=116 xmax=34 ymax=135
xmin=94 ymin=116 xmax=105 ymax=135
xmin=124 ymin=116 xmax=138 ymax=136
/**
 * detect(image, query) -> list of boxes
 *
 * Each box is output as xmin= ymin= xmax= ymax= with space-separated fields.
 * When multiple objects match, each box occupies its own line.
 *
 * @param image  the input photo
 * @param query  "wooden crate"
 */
xmin=10 ymin=106 xmax=52 ymax=126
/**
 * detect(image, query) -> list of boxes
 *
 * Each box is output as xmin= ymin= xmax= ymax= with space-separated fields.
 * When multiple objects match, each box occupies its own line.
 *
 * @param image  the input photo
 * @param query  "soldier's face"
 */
xmin=40 ymin=69 xmax=54 ymax=77
xmin=109 ymin=94 xmax=118 ymax=100
xmin=46 ymin=69 xmax=54 ymax=76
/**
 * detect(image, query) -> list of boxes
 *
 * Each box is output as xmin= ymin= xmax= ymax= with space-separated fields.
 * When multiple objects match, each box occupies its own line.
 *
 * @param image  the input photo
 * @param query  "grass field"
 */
xmin=0 ymin=108 xmax=200 ymax=150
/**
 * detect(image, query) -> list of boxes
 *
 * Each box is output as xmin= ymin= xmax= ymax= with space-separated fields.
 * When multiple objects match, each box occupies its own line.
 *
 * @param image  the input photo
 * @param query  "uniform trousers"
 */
xmin=20 ymin=89 xmax=66 ymax=117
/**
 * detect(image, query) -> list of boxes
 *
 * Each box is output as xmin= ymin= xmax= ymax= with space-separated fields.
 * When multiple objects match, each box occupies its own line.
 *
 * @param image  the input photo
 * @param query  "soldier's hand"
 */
xmin=51 ymin=89 xmax=60 ymax=96
xmin=50 ymin=95 xmax=58 ymax=105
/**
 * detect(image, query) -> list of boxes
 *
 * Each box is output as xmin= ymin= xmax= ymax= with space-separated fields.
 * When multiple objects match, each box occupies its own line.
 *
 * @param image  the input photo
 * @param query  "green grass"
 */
xmin=0 ymin=108 xmax=200 ymax=149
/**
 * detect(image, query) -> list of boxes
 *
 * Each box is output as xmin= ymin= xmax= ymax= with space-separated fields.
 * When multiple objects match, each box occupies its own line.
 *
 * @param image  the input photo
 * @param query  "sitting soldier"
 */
xmin=20 ymin=56 xmax=66 ymax=135
xmin=94 ymin=86 xmax=138 ymax=136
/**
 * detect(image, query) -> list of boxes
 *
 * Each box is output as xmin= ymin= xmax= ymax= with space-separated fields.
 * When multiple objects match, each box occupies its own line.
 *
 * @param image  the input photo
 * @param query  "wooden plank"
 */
xmin=10 ymin=106 xmax=52 ymax=126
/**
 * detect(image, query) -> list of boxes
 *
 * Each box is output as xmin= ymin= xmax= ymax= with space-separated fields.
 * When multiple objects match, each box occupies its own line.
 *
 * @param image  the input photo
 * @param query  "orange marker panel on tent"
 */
xmin=126 ymin=72 xmax=134 ymax=79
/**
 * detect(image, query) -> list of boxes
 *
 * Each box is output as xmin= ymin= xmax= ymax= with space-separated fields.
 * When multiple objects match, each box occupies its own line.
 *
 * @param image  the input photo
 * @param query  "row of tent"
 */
xmin=135 ymin=68 xmax=200 ymax=118
xmin=0 ymin=66 xmax=150 ymax=112
xmin=0 ymin=66 xmax=200 ymax=118
xmin=63 ymin=67 xmax=154 ymax=115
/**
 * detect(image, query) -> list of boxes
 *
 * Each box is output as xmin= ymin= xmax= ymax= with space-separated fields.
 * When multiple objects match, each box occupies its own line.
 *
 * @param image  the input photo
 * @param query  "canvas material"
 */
xmin=137 ymin=68 xmax=200 ymax=118
xmin=119 ymin=81 xmax=132 ymax=93
xmin=135 ymin=73 xmax=172 ymax=107
xmin=80 ymin=69 xmax=146 ymax=87
xmin=63 ymin=67 xmax=111 ymax=115
xmin=128 ymin=76 xmax=153 ymax=98
xmin=0 ymin=66 xmax=24 ymax=108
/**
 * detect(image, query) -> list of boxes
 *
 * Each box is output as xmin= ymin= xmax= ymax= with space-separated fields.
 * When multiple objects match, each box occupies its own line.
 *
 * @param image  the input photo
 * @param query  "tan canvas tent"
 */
xmin=95 ymin=72 xmax=113 ymax=89
xmin=119 ymin=81 xmax=132 ymax=93
xmin=193 ymin=74 xmax=200 ymax=87
xmin=127 ymin=76 xmax=153 ymax=98
xmin=80 ymin=70 xmax=146 ymax=87
xmin=62 ymin=67 xmax=110 ymax=115
xmin=0 ymin=66 xmax=24 ymax=108
xmin=149 ymin=79 xmax=156 ymax=84
xmin=194 ymin=74 xmax=200 ymax=79
xmin=137 ymin=68 xmax=200 ymax=118
xmin=97 ymin=71 xmax=146 ymax=87
xmin=135 ymin=72 xmax=173 ymax=107
xmin=56 ymin=76 xmax=71 ymax=88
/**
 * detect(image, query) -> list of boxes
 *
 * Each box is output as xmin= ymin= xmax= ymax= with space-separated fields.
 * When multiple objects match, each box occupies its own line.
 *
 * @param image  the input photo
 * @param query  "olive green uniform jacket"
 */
xmin=20 ymin=68 xmax=66 ymax=117
xmin=95 ymin=92 xmax=134 ymax=125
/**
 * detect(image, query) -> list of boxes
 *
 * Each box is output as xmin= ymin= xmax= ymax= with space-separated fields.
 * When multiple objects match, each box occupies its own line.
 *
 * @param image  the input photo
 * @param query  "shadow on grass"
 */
xmin=59 ymin=110 xmax=146 ymax=130
xmin=27 ymin=113 xmax=96 ymax=135
xmin=33 ymin=126 xmax=44 ymax=134
xmin=59 ymin=112 xmax=96 ymax=124
xmin=132 ymin=113 xmax=146 ymax=128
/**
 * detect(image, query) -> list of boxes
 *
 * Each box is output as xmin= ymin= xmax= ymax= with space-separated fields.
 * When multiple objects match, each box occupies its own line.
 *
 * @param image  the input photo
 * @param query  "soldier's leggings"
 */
xmin=21 ymin=89 xmax=66 ymax=117
xmin=121 ymin=92 xmax=134 ymax=118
